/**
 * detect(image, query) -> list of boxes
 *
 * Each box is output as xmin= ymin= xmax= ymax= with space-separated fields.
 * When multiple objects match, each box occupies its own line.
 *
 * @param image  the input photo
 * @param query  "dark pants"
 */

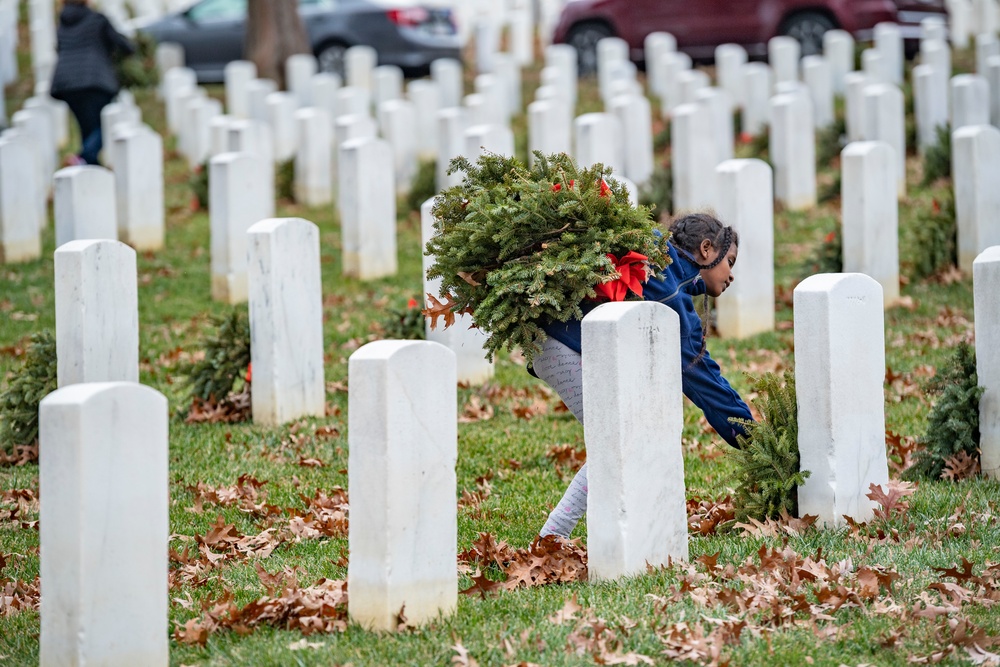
xmin=59 ymin=88 xmax=116 ymax=165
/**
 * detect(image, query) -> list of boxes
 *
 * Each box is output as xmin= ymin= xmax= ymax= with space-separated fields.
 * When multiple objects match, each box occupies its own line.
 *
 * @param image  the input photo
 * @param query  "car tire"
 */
xmin=566 ymin=21 xmax=613 ymax=77
xmin=780 ymin=11 xmax=836 ymax=57
xmin=317 ymin=41 xmax=349 ymax=79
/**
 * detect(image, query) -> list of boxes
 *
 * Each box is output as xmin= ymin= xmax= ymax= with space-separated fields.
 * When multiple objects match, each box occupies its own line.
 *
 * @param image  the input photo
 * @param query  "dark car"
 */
xmin=140 ymin=0 xmax=461 ymax=83
xmin=553 ymin=0 xmax=948 ymax=73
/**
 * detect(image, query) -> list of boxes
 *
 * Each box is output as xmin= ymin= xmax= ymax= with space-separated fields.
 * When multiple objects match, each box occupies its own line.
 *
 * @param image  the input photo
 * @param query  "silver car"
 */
xmin=141 ymin=0 xmax=462 ymax=82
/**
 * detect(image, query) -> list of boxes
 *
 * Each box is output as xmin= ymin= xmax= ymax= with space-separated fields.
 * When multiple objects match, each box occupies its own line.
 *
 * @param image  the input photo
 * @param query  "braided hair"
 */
xmin=668 ymin=213 xmax=739 ymax=362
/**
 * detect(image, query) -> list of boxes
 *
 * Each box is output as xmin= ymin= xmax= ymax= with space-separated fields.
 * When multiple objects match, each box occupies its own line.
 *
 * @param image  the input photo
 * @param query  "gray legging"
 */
xmin=532 ymin=336 xmax=590 ymax=538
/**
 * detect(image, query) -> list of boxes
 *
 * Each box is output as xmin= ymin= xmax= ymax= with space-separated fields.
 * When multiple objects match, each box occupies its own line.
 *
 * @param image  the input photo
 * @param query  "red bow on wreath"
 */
xmin=594 ymin=252 xmax=648 ymax=302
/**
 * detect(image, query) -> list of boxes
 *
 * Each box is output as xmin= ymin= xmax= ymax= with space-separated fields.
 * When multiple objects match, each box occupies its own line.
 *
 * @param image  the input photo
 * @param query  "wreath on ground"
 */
xmin=424 ymin=151 xmax=669 ymax=363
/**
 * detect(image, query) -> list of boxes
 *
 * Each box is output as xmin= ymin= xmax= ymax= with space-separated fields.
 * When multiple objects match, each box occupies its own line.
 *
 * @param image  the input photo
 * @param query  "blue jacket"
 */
xmin=542 ymin=243 xmax=754 ymax=448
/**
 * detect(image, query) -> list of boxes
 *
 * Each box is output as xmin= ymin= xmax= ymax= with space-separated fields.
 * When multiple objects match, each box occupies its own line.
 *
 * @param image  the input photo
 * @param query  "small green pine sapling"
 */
xmin=726 ymin=371 xmax=810 ymax=521
xmin=0 ymin=331 xmax=58 ymax=454
xmin=905 ymin=343 xmax=983 ymax=481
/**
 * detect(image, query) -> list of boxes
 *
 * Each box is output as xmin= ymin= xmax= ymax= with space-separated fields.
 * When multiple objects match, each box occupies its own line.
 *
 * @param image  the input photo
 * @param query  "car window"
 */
xmin=187 ymin=0 xmax=247 ymax=23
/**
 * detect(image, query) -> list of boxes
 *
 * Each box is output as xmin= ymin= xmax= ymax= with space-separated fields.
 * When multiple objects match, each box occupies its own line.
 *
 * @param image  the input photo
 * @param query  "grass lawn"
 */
xmin=1 ymin=38 xmax=999 ymax=667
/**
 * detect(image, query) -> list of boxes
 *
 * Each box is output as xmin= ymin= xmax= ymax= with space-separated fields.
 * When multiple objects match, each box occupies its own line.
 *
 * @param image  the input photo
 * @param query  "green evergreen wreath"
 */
xmin=425 ymin=152 xmax=670 ymax=363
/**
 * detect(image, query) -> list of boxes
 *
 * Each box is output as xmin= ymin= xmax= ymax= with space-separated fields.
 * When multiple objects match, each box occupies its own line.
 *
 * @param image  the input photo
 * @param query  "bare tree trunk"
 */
xmin=245 ymin=0 xmax=310 ymax=90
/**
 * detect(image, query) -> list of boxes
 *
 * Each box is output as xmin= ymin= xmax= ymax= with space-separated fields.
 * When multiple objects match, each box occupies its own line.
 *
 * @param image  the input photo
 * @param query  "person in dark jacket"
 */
xmin=49 ymin=0 xmax=134 ymax=165
xmin=532 ymin=212 xmax=754 ymax=538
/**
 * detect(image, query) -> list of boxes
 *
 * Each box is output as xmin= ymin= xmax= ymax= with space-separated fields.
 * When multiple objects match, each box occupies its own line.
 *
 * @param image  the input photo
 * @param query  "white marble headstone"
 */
xmin=437 ymin=107 xmax=467 ymax=190
xmin=209 ymin=152 xmax=272 ymax=303
xmin=380 ymin=98 xmax=418 ymax=195
xmin=974 ymin=246 xmax=1000 ymax=478
xmin=741 ymin=62 xmax=772 ymax=136
xmin=286 ymin=53 xmax=318 ymax=107
xmin=672 ymin=103 xmax=717 ymax=213
xmin=823 ymin=29 xmax=855 ymax=94
xmin=247 ymin=217 xmax=326 ymax=425
xmin=841 ymin=141 xmax=900 ymax=306
xmin=347 ymin=340 xmax=457 ymax=631
xmin=714 ymin=159 xmax=774 ymax=338
xmin=40 ymin=382 xmax=168 ymax=667
xmin=770 ymin=90 xmax=816 ymax=210
xmin=431 ymin=58 xmax=464 ymax=109
xmin=224 ymin=60 xmax=257 ymax=119
xmin=0 ymin=131 xmax=42 ymax=263
xmin=768 ymin=36 xmax=800 ymax=85
xmin=953 ymin=125 xmax=1000 ymax=272
xmin=583 ymin=302 xmax=687 ymax=580
xmin=54 ymin=166 xmax=117 ymax=246
xmin=862 ymin=83 xmax=906 ymax=197
xmin=795 ymin=273 xmax=889 ymax=527
xmin=112 ymin=125 xmax=165 ymax=251
xmin=54 ymin=239 xmax=139 ymax=386
xmin=293 ymin=108 xmax=333 ymax=207
xmin=420 ymin=197 xmax=494 ymax=385
xmin=339 ymin=137 xmax=398 ymax=280
xmin=574 ymin=112 xmax=624 ymax=176
xmin=609 ymin=93 xmax=654 ymax=186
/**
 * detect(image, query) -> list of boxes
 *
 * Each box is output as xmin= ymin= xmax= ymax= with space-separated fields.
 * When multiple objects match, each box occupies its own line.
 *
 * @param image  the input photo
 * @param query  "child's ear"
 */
xmin=699 ymin=239 xmax=714 ymax=260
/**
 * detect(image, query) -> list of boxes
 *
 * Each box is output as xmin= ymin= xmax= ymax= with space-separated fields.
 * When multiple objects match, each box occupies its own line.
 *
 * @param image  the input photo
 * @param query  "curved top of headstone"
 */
xmin=717 ymin=157 xmax=771 ymax=175
xmin=952 ymin=123 xmax=1000 ymax=141
xmin=437 ymin=106 xmax=466 ymax=119
xmin=584 ymin=300 xmax=679 ymax=326
xmin=341 ymin=134 xmax=385 ymax=152
xmin=40 ymin=381 xmax=165 ymax=410
xmin=974 ymin=246 xmax=1000 ymax=264
xmin=247 ymin=217 xmax=317 ymax=237
xmin=597 ymin=37 xmax=629 ymax=59
xmin=743 ymin=61 xmax=771 ymax=74
xmin=54 ymin=238 xmax=135 ymax=258
xmin=862 ymin=82 xmax=903 ymax=102
xmin=295 ymin=106 xmax=331 ymax=122
xmin=350 ymin=339 xmax=455 ymax=365
xmin=950 ymin=73 xmax=986 ymax=86
xmin=794 ymin=272 xmax=883 ymax=298
xmin=670 ymin=103 xmax=701 ymax=117
xmin=841 ymin=140 xmax=893 ymax=158
xmin=164 ymin=66 xmax=197 ymax=85
xmin=224 ymin=59 xmax=256 ymax=74
xmin=380 ymin=98 xmax=415 ymax=113
xmin=288 ymin=53 xmax=318 ymax=66
xmin=716 ymin=42 xmax=746 ymax=56
xmin=210 ymin=150 xmax=257 ymax=166
xmin=54 ymin=164 xmax=114 ymax=181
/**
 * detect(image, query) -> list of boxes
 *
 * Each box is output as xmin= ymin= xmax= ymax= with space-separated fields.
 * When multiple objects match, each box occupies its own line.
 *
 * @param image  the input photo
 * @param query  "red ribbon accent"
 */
xmin=593 ymin=251 xmax=648 ymax=302
xmin=599 ymin=179 xmax=611 ymax=198
xmin=551 ymin=179 xmax=575 ymax=192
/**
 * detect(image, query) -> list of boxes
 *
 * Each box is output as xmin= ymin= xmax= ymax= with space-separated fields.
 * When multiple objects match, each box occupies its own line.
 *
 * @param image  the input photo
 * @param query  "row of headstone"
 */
xmin=34 ymin=243 xmax=1000 ymax=663
xmin=52 ymin=214 xmax=326 ymax=423
xmin=1 ymin=120 xmax=164 ymax=265
xmin=38 ymin=213 xmax=329 ymax=659
xmin=209 ymin=52 xmax=472 ymax=202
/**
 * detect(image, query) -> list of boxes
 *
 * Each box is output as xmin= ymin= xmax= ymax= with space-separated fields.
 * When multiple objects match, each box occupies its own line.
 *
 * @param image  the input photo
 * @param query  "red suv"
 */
xmin=552 ymin=0 xmax=948 ymax=73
